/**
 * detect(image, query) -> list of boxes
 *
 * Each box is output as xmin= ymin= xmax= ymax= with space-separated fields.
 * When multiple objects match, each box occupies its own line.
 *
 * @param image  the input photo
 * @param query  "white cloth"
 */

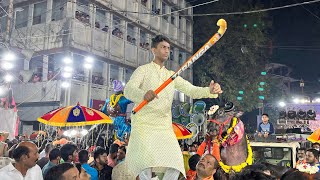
xmin=124 ymin=62 xmax=218 ymax=177
xmin=39 ymin=150 xmax=46 ymax=160
xmin=0 ymin=163 xmax=43 ymax=180
xmin=0 ymin=108 xmax=17 ymax=140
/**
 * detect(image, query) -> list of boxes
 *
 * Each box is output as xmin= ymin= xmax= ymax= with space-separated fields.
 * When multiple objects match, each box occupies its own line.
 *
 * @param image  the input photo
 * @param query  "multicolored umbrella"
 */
xmin=173 ymin=122 xmax=193 ymax=140
xmin=307 ymin=128 xmax=320 ymax=143
xmin=38 ymin=103 xmax=112 ymax=126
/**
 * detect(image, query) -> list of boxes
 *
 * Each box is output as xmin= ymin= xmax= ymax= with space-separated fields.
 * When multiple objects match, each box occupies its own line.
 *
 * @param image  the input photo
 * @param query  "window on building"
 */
xmin=76 ymin=0 xmax=90 ymax=25
xmin=162 ymin=2 xmax=168 ymax=21
xmin=95 ymin=8 xmax=106 ymax=30
xmin=127 ymin=24 xmax=136 ymax=45
xmin=112 ymin=15 xmax=123 ymax=39
xmin=52 ymin=0 xmax=66 ymax=21
xmin=109 ymin=64 xmax=120 ymax=85
xmin=179 ymin=53 xmax=183 ymax=65
xmin=141 ymin=0 xmax=148 ymax=7
xmin=140 ymin=30 xmax=149 ymax=49
xmin=186 ymin=19 xmax=191 ymax=34
xmin=152 ymin=0 xmax=159 ymax=15
xmin=179 ymin=16 xmax=182 ymax=29
xmin=33 ymin=1 xmax=47 ymax=25
xmin=171 ymin=8 xmax=175 ymax=25
xmin=125 ymin=68 xmax=133 ymax=83
xmin=15 ymin=6 xmax=28 ymax=28
xmin=170 ymin=50 xmax=174 ymax=61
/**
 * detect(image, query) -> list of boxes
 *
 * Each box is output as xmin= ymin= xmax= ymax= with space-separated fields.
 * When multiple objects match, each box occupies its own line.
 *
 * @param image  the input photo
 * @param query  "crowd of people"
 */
xmin=0 ymin=131 xmax=130 ymax=180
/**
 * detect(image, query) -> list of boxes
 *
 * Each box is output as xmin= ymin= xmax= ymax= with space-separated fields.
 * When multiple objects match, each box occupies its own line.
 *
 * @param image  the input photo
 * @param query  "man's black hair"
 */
xmin=44 ymin=163 xmax=75 ymax=180
xmin=151 ymin=35 xmax=170 ymax=48
xmin=262 ymin=113 xmax=269 ymax=117
xmin=307 ymin=148 xmax=319 ymax=159
xmin=94 ymin=147 xmax=108 ymax=160
xmin=297 ymin=147 xmax=306 ymax=152
xmin=12 ymin=146 xmax=30 ymax=162
xmin=189 ymin=154 xmax=201 ymax=171
xmin=60 ymin=143 xmax=77 ymax=162
xmin=118 ymin=146 xmax=126 ymax=154
xmin=78 ymin=149 xmax=89 ymax=164
xmin=49 ymin=148 xmax=61 ymax=161
xmin=109 ymin=143 xmax=119 ymax=154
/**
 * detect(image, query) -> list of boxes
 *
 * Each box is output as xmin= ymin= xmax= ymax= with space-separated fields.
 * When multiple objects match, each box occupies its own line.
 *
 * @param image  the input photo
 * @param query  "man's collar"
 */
xmin=151 ymin=61 xmax=165 ymax=70
xmin=8 ymin=162 xmax=17 ymax=171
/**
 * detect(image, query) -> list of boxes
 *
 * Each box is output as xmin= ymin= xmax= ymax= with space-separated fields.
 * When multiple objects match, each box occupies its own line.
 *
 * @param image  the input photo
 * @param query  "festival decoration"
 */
xmin=307 ymin=128 xmax=320 ymax=143
xmin=296 ymin=163 xmax=319 ymax=174
xmin=173 ymin=122 xmax=193 ymax=140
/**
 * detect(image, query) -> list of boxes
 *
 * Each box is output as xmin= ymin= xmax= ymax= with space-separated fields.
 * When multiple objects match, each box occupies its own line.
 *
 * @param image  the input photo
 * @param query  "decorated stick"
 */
xmin=132 ymin=19 xmax=227 ymax=114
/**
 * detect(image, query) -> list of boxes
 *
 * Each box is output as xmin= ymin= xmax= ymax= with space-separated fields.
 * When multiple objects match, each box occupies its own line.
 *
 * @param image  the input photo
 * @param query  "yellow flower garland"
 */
xmin=219 ymin=136 xmax=253 ymax=173
xmin=220 ymin=117 xmax=237 ymax=145
xmin=110 ymin=94 xmax=123 ymax=107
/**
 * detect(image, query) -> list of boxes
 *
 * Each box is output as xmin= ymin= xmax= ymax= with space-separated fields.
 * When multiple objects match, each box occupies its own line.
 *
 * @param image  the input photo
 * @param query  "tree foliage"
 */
xmin=191 ymin=0 xmax=273 ymax=111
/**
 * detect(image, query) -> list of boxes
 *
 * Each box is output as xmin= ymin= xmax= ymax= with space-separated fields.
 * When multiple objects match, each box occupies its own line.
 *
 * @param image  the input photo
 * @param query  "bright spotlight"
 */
xmin=278 ymin=101 xmax=286 ymax=107
xmin=0 ymin=86 xmax=4 ymax=96
xmin=122 ymin=82 xmax=125 ymax=86
xmin=83 ymin=63 xmax=92 ymax=69
xmin=85 ymin=56 xmax=94 ymax=63
xmin=314 ymin=98 xmax=320 ymax=103
xmin=3 ymin=52 xmax=16 ymax=61
xmin=61 ymin=81 xmax=70 ymax=88
xmin=71 ymin=129 xmax=77 ymax=136
xmin=64 ymin=66 xmax=73 ymax=72
xmin=1 ymin=62 xmax=14 ymax=70
xmin=293 ymin=98 xmax=299 ymax=104
xmin=63 ymin=131 xmax=70 ymax=137
xmin=80 ymin=129 xmax=88 ymax=136
xmin=4 ymin=74 xmax=13 ymax=82
xmin=62 ymin=72 xmax=72 ymax=78
xmin=63 ymin=57 xmax=73 ymax=64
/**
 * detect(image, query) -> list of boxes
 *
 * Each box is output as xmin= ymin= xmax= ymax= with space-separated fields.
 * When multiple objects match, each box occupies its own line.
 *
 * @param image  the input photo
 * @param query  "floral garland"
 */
xmin=109 ymin=94 xmax=123 ymax=107
xmin=219 ymin=117 xmax=237 ymax=145
xmin=219 ymin=136 xmax=253 ymax=173
xmin=296 ymin=163 xmax=319 ymax=174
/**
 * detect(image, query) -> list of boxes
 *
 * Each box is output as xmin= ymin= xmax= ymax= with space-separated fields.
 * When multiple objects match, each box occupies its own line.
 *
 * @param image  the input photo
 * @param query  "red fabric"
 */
xmin=197 ymin=141 xmax=221 ymax=162
xmin=41 ymin=107 xmax=64 ymax=120
xmin=80 ymin=107 xmax=103 ymax=121
xmin=186 ymin=169 xmax=197 ymax=180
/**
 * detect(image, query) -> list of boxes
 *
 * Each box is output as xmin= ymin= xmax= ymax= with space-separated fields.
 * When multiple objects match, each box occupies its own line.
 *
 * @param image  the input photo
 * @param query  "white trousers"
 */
xmin=139 ymin=167 xmax=180 ymax=180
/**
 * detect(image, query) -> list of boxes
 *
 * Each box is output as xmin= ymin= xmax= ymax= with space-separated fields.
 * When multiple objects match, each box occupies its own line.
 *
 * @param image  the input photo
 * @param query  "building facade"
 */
xmin=0 ymin=0 xmax=194 ymax=131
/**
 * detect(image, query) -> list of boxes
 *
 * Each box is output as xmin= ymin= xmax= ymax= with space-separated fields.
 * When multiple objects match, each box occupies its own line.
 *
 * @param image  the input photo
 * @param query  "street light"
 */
xmin=63 ymin=57 xmax=73 ymax=64
xmin=293 ymin=98 xmax=299 ymax=104
xmin=61 ymin=81 xmax=70 ymax=88
xmin=3 ymin=52 xmax=16 ymax=61
xmin=64 ymin=66 xmax=73 ymax=72
xmin=278 ymin=101 xmax=286 ymax=107
xmin=1 ymin=62 xmax=14 ymax=70
xmin=4 ymin=74 xmax=13 ymax=82
xmin=83 ymin=63 xmax=93 ymax=69
xmin=62 ymin=72 xmax=72 ymax=78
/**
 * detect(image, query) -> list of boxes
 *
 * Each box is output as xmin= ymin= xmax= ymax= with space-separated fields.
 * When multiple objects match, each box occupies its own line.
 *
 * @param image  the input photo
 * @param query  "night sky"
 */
xmin=188 ymin=0 xmax=320 ymax=95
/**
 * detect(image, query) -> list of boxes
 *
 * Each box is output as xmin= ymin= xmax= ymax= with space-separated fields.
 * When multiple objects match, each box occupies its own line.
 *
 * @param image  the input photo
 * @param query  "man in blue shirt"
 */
xmin=79 ymin=149 xmax=98 ymax=180
xmin=258 ymin=113 xmax=275 ymax=138
xmin=42 ymin=148 xmax=61 ymax=176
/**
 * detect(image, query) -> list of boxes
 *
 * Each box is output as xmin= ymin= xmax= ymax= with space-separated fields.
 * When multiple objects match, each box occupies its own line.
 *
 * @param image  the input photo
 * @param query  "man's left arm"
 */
xmin=174 ymin=76 xmax=221 ymax=99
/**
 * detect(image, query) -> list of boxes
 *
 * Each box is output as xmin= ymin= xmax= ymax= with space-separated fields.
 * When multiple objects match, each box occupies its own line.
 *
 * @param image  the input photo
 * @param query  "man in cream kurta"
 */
xmin=124 ymin=35 xmax=222 ymax=180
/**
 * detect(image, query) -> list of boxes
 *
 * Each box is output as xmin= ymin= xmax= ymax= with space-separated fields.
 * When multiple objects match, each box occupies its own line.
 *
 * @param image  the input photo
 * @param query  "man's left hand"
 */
xmin=209 ymin=80 xmax=223 ymax=94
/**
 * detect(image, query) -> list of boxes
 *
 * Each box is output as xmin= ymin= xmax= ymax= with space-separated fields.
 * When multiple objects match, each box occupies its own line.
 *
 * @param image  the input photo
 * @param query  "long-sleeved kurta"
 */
xmin=124 ymin=61 xmax=218 ymax=177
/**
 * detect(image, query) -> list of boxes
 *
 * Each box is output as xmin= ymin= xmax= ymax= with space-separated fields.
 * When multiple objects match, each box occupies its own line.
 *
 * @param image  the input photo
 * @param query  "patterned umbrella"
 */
xmin=307 ymin=128 xmax=320 ymax=143
xmin=173 ymin=122 xmax=193 ymax=139
xmin=38 ymin=103 xmax=112 ymax=126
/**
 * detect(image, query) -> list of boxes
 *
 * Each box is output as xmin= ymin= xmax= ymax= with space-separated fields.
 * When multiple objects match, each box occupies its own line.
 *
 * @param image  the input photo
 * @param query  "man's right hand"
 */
xmin=258 ymin=132 xmax=262 ymax=137
xmin=144 ymin=90 xmax=158 ymax=102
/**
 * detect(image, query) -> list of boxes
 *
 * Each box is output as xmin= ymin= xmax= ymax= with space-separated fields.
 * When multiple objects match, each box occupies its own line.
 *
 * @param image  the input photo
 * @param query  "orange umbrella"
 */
xmin=307 ymin=128 xmax=320 ymax=143
xmin=173 ymin=122 xmax=193 ymax=140
xmin=38 ymin=103 xmax=112 ymax=126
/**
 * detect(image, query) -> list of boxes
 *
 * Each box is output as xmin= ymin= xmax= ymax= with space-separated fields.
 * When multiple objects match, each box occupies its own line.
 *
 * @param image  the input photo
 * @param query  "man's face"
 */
xmin=117 ymin=149 xmax=126 ymax=161
xmin=97 ymin=153 xmax=108 ymax=165
xmin=262 ymin=115 xmax=269 ymax=124
xmin=72 ymin=150 xmax=78 ymax=162
xmin=196 ymin=155 xmax=217 ymax=178
xmin=306 ymin=151 xmax=318 ymax=165
xmin=24 ymin=144 xmax=39 ymax=168
xmin=62 ymin=167 xmax=80 ymax=180
xmin=152 ymin=41 xmax=170 ymax=63
xmin=297 ymin=150 xmax=306 ymax=160
xmin=313 ymin=144 xmax=320 ymax=150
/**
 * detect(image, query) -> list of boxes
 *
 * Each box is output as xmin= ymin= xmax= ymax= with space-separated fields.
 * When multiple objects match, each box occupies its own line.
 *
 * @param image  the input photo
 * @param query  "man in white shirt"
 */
xmin=0 ymin=141 xmax=43 ymax=180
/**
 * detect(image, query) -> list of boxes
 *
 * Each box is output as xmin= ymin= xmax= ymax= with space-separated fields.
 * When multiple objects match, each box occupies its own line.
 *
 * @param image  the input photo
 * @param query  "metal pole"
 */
xmin=87 ymin=69 xmax=92 ymax=107
xmin=5 ymin=0 xmax=13 ymax=43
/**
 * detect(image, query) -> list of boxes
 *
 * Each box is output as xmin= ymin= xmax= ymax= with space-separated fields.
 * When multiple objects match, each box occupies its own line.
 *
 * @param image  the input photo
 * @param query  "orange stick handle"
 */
xmin=132 ymin=19 xmax=227 ymax=114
